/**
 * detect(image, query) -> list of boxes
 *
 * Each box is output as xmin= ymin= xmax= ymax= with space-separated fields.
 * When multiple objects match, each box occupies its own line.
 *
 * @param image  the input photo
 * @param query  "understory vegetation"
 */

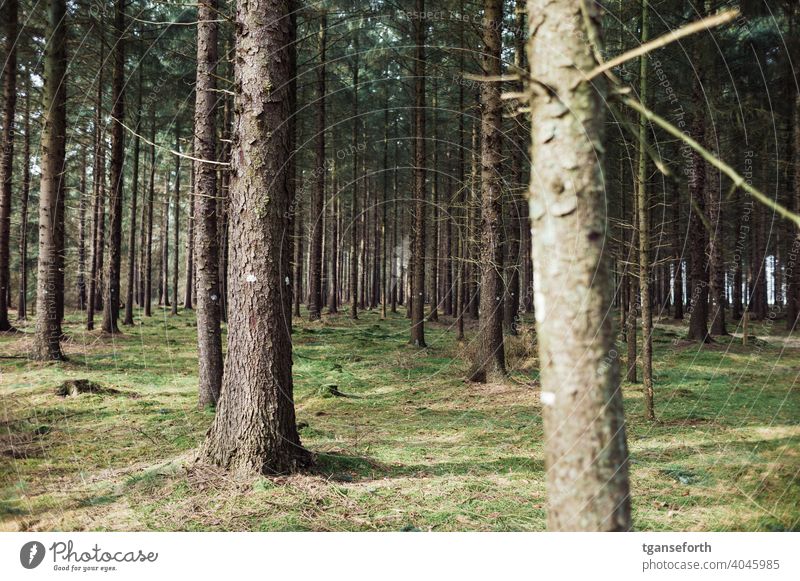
xmin=2 ymin=310 xmax=797 ymax=532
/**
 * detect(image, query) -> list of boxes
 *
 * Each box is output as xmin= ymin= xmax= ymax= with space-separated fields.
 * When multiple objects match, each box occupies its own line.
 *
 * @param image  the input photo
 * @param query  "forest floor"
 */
xmin=1 ymin=307 xmax=798 ymax=531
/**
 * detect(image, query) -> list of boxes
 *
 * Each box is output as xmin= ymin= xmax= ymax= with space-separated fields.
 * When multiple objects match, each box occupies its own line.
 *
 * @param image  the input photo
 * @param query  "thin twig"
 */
xmin=622 ymin=96 xmax=800 ymax=228
xmin=589 ymin=10 xmax=740 ymax=80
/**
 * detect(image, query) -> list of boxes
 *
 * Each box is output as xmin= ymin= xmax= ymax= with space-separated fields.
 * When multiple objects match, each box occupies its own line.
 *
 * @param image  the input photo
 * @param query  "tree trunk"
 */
xmin=686 ymin=55 xmax=710 ymax=342
xmin=504 ymin=0 xmax=526 ymax=334
xmin=199 ymin=0 xmax=310 ymax=473
xmin=171 ymin=127 xmax=181 ymax=316
xmin=78 ymin=143 xmax=88 ymax=311
xmin=33 ymin=0 xmax=68 ymax=360
xmin=672 ymin=182 xmax=684 ymax=319
xmin=308 ymin=14 xmax=326 ymax=321
xmin=101 ymin=0 xmax=125 ymax=335
xmin=527 ymin=0 xmax=631 ymax=531
xmin=17 ymin=69 xmax=30 ymax=321
xmin=194 ymin=0 xmax=224 ymax=407
xmin=0 ymin=0 xmax=18 ymax=331
xmin=707 ymin=150 xmax=727 ymax=335
xmin=293 ymin=186 xmax=304 ymax=317
xmin=184 ymin=159 xmax=195 ymax=309
xmin=410 ymin=0 xmax=427 ymax=347
xmin=87 ymin=26 xmax=105 ymax=330
xmin=349 ymin=41 xmax=360 ymax=321
xmin=144 ymin=113 xmax=155 ymax=317
xmin=636 ymin=0 xmax=654 ymax=419
xmin=469 ymin=0 xmax=505 ymax=381
xmin=160 ymin=173 xmax=170 ymax=307
xmin=124 ymin=64 xmax=143 ymax=326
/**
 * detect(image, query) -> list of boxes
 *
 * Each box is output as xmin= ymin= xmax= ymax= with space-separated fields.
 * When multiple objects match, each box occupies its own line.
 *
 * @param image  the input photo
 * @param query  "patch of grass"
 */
xmin=1 ymin=308 xmax=798 ymax=531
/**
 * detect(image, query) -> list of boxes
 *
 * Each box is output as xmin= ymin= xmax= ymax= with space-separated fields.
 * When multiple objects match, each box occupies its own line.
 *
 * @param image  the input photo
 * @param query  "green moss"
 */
xmin=0 ymin=309 xmax=798 ymax=531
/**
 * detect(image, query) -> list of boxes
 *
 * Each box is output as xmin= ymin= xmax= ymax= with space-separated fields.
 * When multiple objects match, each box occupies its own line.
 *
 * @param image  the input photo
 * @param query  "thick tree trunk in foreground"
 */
xmin=200 ymin=0 xmax=310 ymax=473
xmin=33 ymin=0 xmax=68 ymax=360
xmin=469 ymin=0 xmax=505 ymax=381
xmin=194 ymin=0 xmax=223 ymax=408
xmin=527 ymin=0 xmax=631 ymax=531
xmin=0 ymin=0 xmax=18 ymax=331
xmin=410 ymin=0 xmax=427 ymax=347
xmin=101 ymin=0 xmax=125 ymax=334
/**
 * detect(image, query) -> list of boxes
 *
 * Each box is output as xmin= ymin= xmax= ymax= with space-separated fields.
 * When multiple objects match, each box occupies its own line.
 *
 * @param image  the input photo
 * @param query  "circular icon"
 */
xmin=20 ymin=541 xmax=46 ymax=569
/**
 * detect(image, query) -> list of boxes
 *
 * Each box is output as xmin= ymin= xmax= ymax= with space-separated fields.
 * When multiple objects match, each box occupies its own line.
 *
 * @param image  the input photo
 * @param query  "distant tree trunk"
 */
xmin=469 ymin=0 xmax=505 ymax=382
xmin=468 ymin=123 xmax=480 ymax=320
xmin=184 ymin=160 xmax=195 ymax=309
xmin=194 ymin=0 xmax=224 ymax=408
xmin=672 ymin=182 xmax=684 ymax=319
xmin=160 ymin=172 xmax=170 ymax=307
xmin=199 ymin=0 xmax=310 ymax=473
xmin=707 ymin=150 xmax=727 ymax=335
xmin=381 ymin=100 xmax=389 ymax=319
xmin=308 ymin=14 xmax=326 ymax=321
xmin=410 ymin=0 xmax=427 ymax=347
xmin=0 ymin=0 xmax=18 ymax=331
xmin=504 ymin=1 xmax=526 ymax=335
xmin=391 ymin=131 xmax=399 ymax=314
xmin=171 ymin=127 xmax=181 ymax=316
xmin=686 ymin=57 xmax=710 ymax=342
xmin=788 ymin=92 xmax=800 ymax=330
xmin=33 ymin=0 xmax=68 ymax=360
xmin=429 ymin=83 xmax=440 ymax=322
xmin=78 ymin=143 xmax=88 ymax=311
xmin=124 ymin=64 xmax=143 ymax=326
xmin=456 ymin=11 xmax=466 ymax=341
xmin=218 ymin=88 xmax=232 ymax=323
xmin=293 ymin=188 xmax=304 ymax=317
xmin=527 ymin=0 xmax=631 ymax=531
xmin=144 ymin=113 xmax=155 ymax=317
xmin=101 ymin=0 xmax=125 ymax=335
xmin=327 ymin=137 xmax=338 ymax=314
xmin=87 ymin=28 xmax=105 ymax=330
xmin=17 ymin=70 xmax=30 ymax=321
xmin=349 ymin=42 xmax=360 ymax=321
xmin=635 ymin=0 xmax=654 ymax=420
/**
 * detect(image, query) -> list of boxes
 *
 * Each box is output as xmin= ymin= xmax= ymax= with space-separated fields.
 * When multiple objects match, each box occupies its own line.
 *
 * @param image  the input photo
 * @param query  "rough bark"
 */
xmin=171 ymin=127 xmax=181 ymax=316
xmin=349 ymin=42 xmax=360 ymax=321
xmin=686 ymin=57 xmax=710 ymax=342
xmin=636 ymin=0 xmax=654 ymax=419
xmin=17 ymin=69 xmax=30 ymax=321
xmin=469 ymin=0 xmax=505 ymax=381
xmin=199 ymin=0 xmax=310 ymax=474
xmin=308 ymin=14 xmax=326 ymax=321
xmin=410 ymin=0 xmax=427 ymax=347
xmin=32 ymin=0 xmax=68 ymax=360
xmin=124 ymin=64 xmax=143 ymax=326
xmin=0 ymin=0 xmax=18 ymax=331
xmin=101 ymin=0 xmax=125 ymax=334
xmin=184 ymin=160 xmax=195 ymax=309
xmin=527 ymin=0 xmax=631 ymax=531
xmin=144 ymin=113 xmax=155 ymax=316
xmin=87 ymin=28 xmax=105 ymax=330
xmin=194 ymin=0 xmax=224 ymax=408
